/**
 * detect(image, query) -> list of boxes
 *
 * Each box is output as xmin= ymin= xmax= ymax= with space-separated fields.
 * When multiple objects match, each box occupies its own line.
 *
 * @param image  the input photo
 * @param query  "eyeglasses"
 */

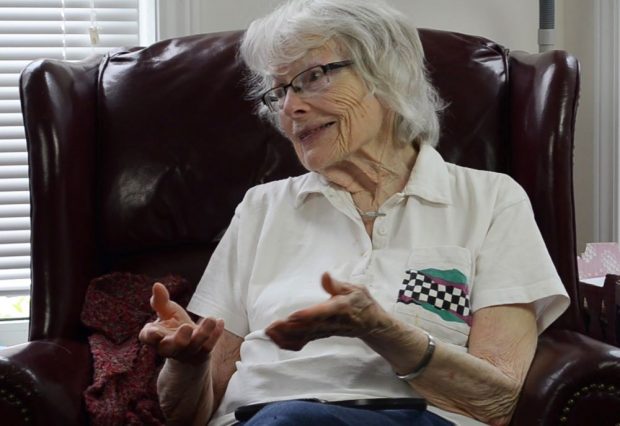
xmin=261 ymin=60 xmax=354 ymax=112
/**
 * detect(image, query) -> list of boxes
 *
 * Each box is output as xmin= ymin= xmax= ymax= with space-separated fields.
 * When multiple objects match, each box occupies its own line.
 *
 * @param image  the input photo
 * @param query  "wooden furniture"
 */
xmin=578 ymin=242 xmax=620 ymax=346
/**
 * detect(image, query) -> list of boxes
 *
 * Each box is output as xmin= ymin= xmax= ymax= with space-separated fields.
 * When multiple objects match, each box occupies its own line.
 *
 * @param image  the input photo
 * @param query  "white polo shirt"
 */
xmin=187 ymin=144 xmax=569 ymax=426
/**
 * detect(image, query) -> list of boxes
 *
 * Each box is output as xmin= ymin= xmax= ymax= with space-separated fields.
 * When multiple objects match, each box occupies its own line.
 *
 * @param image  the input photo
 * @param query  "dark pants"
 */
xmin=236 ymin=400 xmax=455 ymax=425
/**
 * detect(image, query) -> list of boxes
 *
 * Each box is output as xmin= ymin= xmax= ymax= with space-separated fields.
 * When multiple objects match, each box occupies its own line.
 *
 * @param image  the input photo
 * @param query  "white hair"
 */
xmin=239 ymin=0 xmax=444 ymax=147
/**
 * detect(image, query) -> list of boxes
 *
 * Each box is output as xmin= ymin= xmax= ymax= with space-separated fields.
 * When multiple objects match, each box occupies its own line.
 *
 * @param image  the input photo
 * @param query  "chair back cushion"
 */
xmin=97 ymin=29 xmax=509 ymax=255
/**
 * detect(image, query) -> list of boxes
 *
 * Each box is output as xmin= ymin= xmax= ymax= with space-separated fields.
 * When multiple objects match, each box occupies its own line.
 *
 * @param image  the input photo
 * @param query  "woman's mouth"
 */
xmin=297 ymin=121 xmax=336 ymax=143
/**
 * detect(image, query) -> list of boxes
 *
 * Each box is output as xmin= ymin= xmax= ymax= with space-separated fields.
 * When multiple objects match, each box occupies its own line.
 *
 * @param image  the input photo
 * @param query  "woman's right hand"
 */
xmin=139 ymin=282 xmax=225 ymax=365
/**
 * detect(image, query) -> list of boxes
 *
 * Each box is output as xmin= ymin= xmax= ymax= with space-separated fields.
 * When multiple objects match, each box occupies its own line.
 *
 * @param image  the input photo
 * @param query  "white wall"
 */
xmin=172 ymin=0 xmax=540 ymax=52
xmin=561 ymin=1 xmax=596 ymax=255
xmin=158 ymin=0 xmax=599 ymax=253
xmin=382 ymin=0 xmax=540 ymax=53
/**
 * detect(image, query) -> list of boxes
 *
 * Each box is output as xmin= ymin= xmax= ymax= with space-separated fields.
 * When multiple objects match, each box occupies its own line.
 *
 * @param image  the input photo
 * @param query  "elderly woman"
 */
xmin=139 ymin=0 xmax=569 ymax=425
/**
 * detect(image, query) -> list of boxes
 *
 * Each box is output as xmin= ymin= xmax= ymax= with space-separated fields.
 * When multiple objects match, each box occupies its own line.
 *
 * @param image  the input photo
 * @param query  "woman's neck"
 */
xmin=322 ymin=140 xmax=417 ymax=214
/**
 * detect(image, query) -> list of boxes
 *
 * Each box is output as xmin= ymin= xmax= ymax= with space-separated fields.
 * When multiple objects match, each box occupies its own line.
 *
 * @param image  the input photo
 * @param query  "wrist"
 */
xmin=360 ymin=314 xmax=437 ymax=380
xmin=164 ymin=356 xmax=210 ymax=378
xmin=360 ymin=305 xmax=399 ymax=344
xmin=394 ymin=331 xmax=436 ymax=381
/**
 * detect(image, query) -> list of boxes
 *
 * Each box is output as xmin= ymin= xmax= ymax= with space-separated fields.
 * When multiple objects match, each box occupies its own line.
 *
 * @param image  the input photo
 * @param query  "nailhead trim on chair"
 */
xmin=558 ymin=383 xmax=620 ymax=424
xmin=0 ymin=362 xmax=37 ymax=424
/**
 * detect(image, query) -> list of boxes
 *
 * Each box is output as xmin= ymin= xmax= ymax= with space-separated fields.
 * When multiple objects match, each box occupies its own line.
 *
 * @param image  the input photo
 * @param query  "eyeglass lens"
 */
xmin=265 ymin=66 xmax=329 ymax=111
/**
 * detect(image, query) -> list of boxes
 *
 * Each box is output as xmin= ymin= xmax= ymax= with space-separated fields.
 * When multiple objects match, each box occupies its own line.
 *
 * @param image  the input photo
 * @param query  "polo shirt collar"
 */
xmin=403 ymin=144 xmax=452 ymax=205
xmin=293 ymin=143 xmax=452 ymax=207
xmin=293 ymin=172 xmax=330 ymax=208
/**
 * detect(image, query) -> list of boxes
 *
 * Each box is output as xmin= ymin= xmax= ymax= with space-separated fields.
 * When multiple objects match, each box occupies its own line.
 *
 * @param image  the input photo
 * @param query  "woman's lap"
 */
xmin=236 ymin=400 xmax=454 ymax=426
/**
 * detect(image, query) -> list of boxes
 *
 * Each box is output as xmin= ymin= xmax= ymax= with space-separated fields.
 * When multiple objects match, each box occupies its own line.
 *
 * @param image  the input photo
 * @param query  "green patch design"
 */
xmin=416 ymin=301 xmax=464 ymax=323
xmin=419 ymin=268 xmax=467 ymax=284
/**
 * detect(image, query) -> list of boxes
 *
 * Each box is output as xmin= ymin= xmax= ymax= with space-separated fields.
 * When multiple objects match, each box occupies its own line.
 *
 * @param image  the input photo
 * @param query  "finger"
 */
xmin=174 ymin=323 xmax=194 ymax=347
xmin=150 ymin=282 xmax=177 ymax=319
xmin=268 ymin=316 xmax=347 ymax=350
xmin=288 ymin=303 xmax=334 ymax=322
xmin=265 ymin=322 xmax=303 ymax=350
xmin=184 ymin=318 xmax=221 ymax=354
xmin=266 ymin=322 xmax=313 ymax=351
xmin=200 ymin=318 xmax=225 ymax=352
xmin=321 ymin=272 xmax=351 ymax=296
xmin=138 ymin=322 xmax=166 ymax=345
xmin=267 ymin=317 xmax=323 ymax=340
xmin=158 ymin=323 xmax=194 ymax=358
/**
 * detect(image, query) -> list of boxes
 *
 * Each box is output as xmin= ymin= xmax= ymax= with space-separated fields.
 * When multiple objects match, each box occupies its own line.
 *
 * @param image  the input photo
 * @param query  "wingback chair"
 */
xmin=1 ymin=29 xmax=619 ymax=426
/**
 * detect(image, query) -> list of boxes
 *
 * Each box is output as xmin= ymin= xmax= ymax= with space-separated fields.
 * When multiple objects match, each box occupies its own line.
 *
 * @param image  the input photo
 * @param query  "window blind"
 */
xmin=0 ymin=0 xmax=140 ymax=296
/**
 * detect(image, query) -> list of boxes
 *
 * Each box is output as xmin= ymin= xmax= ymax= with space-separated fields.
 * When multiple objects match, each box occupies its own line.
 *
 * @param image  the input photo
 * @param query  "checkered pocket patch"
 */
xmin=398 ymin=269 xmax=471 ymax=325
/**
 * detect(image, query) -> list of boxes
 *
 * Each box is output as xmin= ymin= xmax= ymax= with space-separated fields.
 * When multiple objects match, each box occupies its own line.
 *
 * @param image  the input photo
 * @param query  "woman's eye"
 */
xmin=306 ymin=70 xmax=323 ymax=82
xmin=270 ymin=88 xmax=285 ymax=100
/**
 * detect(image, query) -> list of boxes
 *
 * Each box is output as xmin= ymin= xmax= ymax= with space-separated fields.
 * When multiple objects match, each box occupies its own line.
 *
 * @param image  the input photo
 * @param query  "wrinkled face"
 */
xmin=273 ymin=45 xmax=390 ymax=172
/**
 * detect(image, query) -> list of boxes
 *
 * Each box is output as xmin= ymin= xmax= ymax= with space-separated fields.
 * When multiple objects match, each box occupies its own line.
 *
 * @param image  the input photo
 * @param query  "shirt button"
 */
xmin=377 ymin=226 xmax=387 ymax=236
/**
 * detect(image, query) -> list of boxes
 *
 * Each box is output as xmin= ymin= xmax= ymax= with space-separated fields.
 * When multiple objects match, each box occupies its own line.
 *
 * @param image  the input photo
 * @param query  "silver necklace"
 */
xmin=355 ymin=206 xmax=386 ymax=218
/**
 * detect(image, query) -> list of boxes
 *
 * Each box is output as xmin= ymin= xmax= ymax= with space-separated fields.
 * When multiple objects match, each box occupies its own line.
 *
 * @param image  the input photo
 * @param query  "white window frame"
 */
xmin=155 ymin=0 xmax=202 ymax=40
xmin=139 ymin=0 xmax=157 ymax=45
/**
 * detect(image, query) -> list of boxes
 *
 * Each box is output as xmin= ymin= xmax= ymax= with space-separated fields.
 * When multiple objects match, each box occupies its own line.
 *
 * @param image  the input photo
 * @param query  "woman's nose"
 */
xmin=281 ymin=89 xmax=309 ymax=116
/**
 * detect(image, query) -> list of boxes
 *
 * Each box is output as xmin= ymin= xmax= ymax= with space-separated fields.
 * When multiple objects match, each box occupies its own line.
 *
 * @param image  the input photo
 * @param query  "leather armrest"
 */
xmin=0 ymin=339 xmax=92 ymax=426
xmin=512 ymin=329 xmax=620 ymax=425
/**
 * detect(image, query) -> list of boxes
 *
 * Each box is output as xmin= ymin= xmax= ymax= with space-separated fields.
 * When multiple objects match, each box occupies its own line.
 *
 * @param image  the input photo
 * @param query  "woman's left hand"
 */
xmin=266 ymin=273 xmax=390 ymax=351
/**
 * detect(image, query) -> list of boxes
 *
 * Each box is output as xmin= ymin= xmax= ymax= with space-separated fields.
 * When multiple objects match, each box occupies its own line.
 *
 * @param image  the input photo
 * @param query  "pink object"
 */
xmin=577 ymin=242 xmax=619 ymax=346
xmin=577 ymin=242 xmax=620 ymax=279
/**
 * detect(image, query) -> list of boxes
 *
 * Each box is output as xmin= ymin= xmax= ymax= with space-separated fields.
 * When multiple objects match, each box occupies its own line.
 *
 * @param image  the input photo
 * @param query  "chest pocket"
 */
xmin=392 ymin=246 xmax=473 ymax=347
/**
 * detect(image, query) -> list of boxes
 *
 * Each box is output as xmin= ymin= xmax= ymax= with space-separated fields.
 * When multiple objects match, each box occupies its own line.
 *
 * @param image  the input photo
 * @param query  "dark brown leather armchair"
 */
xmin=1 ymin=29 xmax=619 ymax=425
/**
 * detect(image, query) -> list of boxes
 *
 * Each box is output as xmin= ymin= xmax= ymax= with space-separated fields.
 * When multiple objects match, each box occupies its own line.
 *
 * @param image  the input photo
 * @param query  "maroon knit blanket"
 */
xmin=81 ymin=272 xmax=192 ymax=426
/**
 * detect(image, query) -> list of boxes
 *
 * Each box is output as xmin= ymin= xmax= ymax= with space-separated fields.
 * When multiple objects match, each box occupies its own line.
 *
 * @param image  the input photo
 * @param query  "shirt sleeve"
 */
xmin=186 ymin=201 xmax=251 ymax=338
xmin=471 ymin=176 xmax=570 ymax=333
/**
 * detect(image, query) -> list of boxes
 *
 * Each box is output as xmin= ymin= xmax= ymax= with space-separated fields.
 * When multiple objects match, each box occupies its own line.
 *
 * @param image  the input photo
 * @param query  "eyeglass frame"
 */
xmin=260 ymin=60 xmax=354 ymax=112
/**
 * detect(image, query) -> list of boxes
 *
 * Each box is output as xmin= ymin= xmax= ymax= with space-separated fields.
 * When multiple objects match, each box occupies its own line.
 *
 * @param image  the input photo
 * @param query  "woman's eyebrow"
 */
xmin=270 ymin=76 xmax=287 ymax=86
xmin=270 ymin=60 xmax=324 ymax=85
